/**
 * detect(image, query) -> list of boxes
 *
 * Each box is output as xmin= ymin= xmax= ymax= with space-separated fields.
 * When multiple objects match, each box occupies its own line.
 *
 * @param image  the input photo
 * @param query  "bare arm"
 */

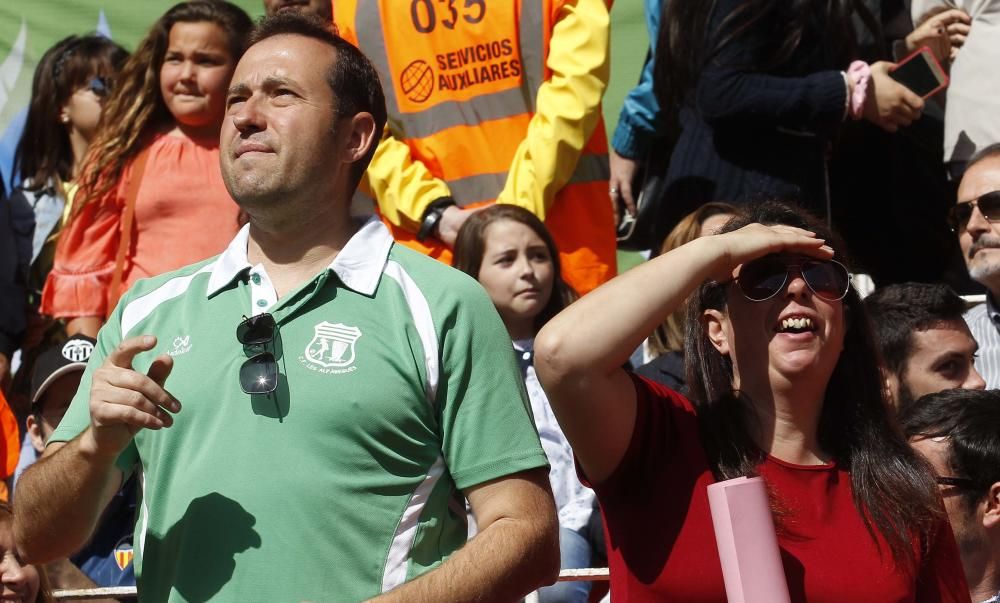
xmin=609 ymin=148 xmax=640 ymax=220
xmin=436 ymin=206 xmax=481 ymax=248
xmin=14 ymin=336 xmax=178 ymax=563
xmin=534 ymin=225 xmax=835 ymax=484
xmin=14 ymin=437 xmax=122 ymax=563
xmin=371 ymin=467 xmax=559 ymax=602
xmin=45 ymin=556 xmax=101 ymax=589
xmin=43 ymin=557 xmax=124 ymax=603
xmin=66 ymin=317 xmax=102 ymax=339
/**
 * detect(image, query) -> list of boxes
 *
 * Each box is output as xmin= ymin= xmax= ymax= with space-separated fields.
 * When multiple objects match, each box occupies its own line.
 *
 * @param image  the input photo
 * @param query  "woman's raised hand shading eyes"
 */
xmin=709 ymin=223 xmax=834 ymax=283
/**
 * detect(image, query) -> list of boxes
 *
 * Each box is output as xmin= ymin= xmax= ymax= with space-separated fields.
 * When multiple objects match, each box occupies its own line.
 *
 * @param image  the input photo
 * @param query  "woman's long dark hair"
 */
xmin=452 ymin=205 xmax=578 ymax=333
xmin=654 ymin=0 xmax=863 ymax=119
xmin=650 ymin=201 xmax=736 ymax=356
xmin=684 ymin=201 xmax=941 ymax=570
xmin=13 ymin=35 xmax=127 ymax=190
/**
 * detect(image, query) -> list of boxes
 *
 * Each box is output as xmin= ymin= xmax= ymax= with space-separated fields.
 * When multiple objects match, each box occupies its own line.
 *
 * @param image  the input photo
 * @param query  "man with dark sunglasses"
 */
xmin=900 ymin=389 xmax=1000 ymax=603
xmin=954 ymin=143 xmax=1000 ymax=388
xmin=864 ymin=282 xmax=985 ymax=410
xmin=15 ymin=13 xmax=558 ymax=602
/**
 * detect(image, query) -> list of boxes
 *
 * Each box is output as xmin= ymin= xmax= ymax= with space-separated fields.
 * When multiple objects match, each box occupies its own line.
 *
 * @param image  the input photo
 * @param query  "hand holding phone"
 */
xmin=863 ymin=62 xmax=925 ymax=133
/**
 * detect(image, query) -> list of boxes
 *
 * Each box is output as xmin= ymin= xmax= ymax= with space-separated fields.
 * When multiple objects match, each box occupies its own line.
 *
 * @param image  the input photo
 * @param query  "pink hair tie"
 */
xmin=847 ymin=60 xmax=871 ymax=120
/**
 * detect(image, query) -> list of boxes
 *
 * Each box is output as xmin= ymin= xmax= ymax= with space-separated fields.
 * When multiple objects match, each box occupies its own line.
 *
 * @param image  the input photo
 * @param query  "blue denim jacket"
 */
xmin=610 ymin=0 xmax=667 ymax=159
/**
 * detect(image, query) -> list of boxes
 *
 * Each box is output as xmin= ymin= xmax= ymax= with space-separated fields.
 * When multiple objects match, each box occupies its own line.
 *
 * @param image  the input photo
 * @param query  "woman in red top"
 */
xmin=42 ymin=0 xmax=253 ymax=338
xmin=535 ymin=201 xmax=970 ymax=602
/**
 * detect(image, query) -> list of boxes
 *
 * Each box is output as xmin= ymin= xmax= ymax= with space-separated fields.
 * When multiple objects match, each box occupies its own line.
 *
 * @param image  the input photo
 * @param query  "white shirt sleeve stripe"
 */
xmin=380 ymin=456 xmax=447 ymax=593
xmin=383 ymin=260 xmax=440 ymax=404
xmin=120 ymin=264 xmax=215 ymax=338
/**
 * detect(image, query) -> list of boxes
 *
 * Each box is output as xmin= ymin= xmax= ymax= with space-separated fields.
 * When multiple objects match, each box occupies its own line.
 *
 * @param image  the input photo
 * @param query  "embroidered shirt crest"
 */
xmin=304 ymin=322 xmax=362 ymax=369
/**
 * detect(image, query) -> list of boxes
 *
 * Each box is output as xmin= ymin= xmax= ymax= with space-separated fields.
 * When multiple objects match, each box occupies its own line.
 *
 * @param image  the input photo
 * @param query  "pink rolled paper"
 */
xmin=707 ymin=476 xmax=791 ymax=603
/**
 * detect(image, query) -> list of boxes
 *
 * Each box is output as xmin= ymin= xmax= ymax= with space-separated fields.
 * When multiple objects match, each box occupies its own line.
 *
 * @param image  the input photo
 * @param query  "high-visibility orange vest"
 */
xmin=334 ymin=0 xmax=617 ymax=294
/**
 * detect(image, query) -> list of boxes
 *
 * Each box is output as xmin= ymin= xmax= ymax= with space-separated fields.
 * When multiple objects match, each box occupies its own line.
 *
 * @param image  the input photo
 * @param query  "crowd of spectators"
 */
xmin=0 ymin=0 xmax=999 ymax=601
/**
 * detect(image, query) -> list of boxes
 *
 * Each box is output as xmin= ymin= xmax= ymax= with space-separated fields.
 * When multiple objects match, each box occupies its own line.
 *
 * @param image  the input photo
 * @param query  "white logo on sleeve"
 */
xmin=168 ymin=335 xmax=192 ymax=357
xmin=301 ymin=322 xmax=362 ymax=373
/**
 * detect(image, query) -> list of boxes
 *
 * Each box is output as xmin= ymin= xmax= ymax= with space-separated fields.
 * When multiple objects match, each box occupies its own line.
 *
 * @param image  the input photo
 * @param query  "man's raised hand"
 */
xmin=84 ymin=336 xmax=179 ymax=459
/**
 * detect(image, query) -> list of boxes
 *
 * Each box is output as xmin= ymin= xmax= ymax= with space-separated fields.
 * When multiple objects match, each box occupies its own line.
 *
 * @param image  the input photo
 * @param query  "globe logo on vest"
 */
xmin=401 ymin=60 xmax=434 ymax=103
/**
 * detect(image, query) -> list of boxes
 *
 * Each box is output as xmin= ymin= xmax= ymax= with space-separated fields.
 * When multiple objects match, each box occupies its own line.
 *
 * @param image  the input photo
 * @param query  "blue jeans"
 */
xmin=536 ymin=526 xmax=593 ymax=603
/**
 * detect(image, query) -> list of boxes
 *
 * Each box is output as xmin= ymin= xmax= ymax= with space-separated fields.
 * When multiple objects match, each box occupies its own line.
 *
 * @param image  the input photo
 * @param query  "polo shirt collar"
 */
xmin=206 ymin=217 xmax=394 ymax=297
xmin=330 ymin=217 xmax=395 ymax=296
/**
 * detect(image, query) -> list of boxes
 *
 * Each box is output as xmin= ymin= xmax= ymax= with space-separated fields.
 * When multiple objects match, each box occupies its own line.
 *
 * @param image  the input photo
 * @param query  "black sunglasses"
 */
xmin=734 ymin=255 xmax=851 ymax=302
xmin=236 ymin=313 xmax=278 ymax=395
xmin=949 ymin=191 xmax=1000 ymax=232
xmin=935 ymin=475 xmax=977 ymax=489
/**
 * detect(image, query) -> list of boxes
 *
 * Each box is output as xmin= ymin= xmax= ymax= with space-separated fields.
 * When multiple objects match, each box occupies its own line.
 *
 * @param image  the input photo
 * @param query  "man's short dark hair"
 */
xmin=248 ymin=13 xmax=388 ymax=190
xmin=864 ymin=282 xmax=968 ymax=378
xmin=899 ymin=388 xmax=1000 ymax=512
xmin=965 ymin=142 xmax=1000 ymax=176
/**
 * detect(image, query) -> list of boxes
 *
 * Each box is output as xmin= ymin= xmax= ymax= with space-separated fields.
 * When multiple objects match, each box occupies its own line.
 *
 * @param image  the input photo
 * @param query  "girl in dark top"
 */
xmin=9 ymin=34 xmax=128 ymax=295
xmin=2 ymin=35 xmax=127 ymax=394
xmin=653 ymin=0 xmax=925 ymax=217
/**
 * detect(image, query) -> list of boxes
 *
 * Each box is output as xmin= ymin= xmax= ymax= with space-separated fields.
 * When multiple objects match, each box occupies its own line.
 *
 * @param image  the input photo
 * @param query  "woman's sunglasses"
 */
xmin=84 ymin=76 xmax=110 ymax=98
xmin=734 ymin=255 xmax=851 ymax=302
xmin=948 ymin=191 xmax=1000 ymax=232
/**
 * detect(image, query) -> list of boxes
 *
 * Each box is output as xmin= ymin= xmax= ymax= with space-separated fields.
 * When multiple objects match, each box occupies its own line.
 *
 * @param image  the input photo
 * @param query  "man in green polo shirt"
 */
xmin=14 ymin=13 xmax=559 ymax=602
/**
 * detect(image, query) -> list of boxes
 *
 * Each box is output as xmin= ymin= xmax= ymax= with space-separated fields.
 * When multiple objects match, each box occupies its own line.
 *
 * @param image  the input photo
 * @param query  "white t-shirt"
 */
xmin=514 ymin=338 xmax=595 ymax=532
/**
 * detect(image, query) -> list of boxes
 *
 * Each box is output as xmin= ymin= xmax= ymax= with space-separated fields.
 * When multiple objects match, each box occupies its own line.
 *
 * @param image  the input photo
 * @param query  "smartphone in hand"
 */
xmin=889 ymin=46 xmax=949 ymax=99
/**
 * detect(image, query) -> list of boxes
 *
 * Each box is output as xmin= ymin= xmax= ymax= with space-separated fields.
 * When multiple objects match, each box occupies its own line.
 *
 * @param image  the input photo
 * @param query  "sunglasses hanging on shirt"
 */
xmin=236 ymin=313 xmax=278 ymax=395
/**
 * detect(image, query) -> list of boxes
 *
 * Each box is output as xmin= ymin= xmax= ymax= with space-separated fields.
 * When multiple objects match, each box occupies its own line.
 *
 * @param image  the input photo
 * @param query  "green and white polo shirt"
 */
xmin=52 ymin=219 xmax=549 ymax=602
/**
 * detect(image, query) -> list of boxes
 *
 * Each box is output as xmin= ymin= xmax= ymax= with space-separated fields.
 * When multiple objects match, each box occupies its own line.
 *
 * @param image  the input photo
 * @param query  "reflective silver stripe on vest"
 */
xmin=518 ymin=0 xmax=545 ymax=113
xmin=448 ymin=172 xmax=508 ymax=205
xmin=447 ymin=152 xmax=609 ymax=205
xmin=570 ymin=153 xmax=610 ymax=184
xmin=356 ymin=2 xmax=403 ymax=130
xmin=355 ymin=0 xmax=546 ymax=139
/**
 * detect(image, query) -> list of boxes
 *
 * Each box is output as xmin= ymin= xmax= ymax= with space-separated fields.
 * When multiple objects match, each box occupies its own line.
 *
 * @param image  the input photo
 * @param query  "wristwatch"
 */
xmin=416 ymin=197 xmax=457 ymax=242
